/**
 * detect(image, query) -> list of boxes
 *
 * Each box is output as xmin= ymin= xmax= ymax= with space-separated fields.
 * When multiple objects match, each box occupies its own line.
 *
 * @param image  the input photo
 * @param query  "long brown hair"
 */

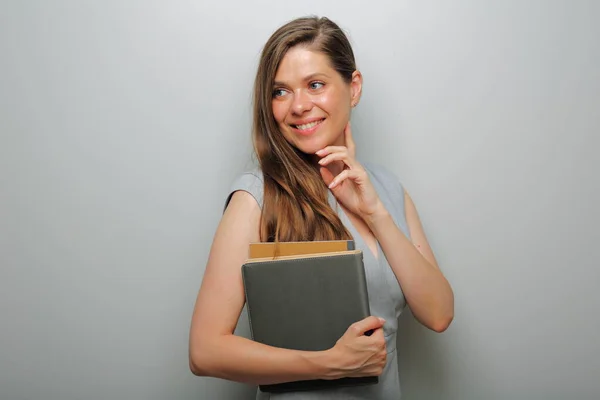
xmin=252 ymin=16 xmax=356 ymax=242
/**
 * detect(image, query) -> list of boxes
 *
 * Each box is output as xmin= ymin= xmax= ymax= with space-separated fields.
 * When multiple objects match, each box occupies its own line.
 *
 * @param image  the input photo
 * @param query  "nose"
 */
xmin=291 ymin=89 xmax=312 ymax=115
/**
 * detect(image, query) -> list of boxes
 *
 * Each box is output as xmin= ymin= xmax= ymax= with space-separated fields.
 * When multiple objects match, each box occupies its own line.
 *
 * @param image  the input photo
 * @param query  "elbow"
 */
xmin=189 ymin=340 xmax=215 ymax=377
xmin=189 ymin=350 xmax=208 ymax=376
xmin=189 ymin=358 xmax=204 ymax=377
xmin=189 ymin=331 xmax=231 ymax=377
xmin=431 ymin=317 xmax=452 ymax=333
xmin=431 ymin=311 xmax=454 ymax=333
xmin=431 ymin=288 xmax=454 ymax=333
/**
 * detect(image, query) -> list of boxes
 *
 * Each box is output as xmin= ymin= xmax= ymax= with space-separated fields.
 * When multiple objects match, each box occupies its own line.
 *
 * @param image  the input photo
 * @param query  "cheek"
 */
xmin=272 ymin=101 xmax=288 ymax=124
xmin=313 ymin=93 xmax=332 ymax=111
xmin=315 ymin=91 xmax=347 ymax=117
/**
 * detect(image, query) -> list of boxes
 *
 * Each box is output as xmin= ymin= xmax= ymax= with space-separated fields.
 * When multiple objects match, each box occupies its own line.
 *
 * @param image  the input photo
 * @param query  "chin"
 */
xmin=282 ymin=128 xmax=340 ymax=156
xmin=293 ymin=138 xmax=330 ymax=156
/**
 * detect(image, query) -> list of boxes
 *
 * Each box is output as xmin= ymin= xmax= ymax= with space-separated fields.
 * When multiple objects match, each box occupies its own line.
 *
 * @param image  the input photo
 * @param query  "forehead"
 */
xmin=274 ymin=46 xmax=337 ymax=83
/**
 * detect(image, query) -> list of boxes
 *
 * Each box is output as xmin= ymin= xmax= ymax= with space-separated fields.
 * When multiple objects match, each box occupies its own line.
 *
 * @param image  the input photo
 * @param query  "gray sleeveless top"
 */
xmin=225 ymin=161 xmax=409 ymax=400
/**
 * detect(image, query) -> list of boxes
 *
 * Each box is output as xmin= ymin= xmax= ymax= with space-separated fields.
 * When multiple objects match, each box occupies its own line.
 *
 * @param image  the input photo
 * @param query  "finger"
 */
xmin=344 ymin=122 xmax=356 ymax=157
xmin=362 ymin=327 xmax=384 ymax=344
xmin=318 ymin=151 xmax=355 ymax=168
xmin=328 ymin=168 xmax=364 ymax=189
xmin=315 ymin=146 xmax=347 ymax=157
xmin=349 ymin=316 xmax=385 ymax=337
xmin=319 ymin=167 xmax=335 ymax=187
xmin=371 ymin=327 xmax=385 ymax=343
xmin=364 ymin=325 xmax=384 ymax=337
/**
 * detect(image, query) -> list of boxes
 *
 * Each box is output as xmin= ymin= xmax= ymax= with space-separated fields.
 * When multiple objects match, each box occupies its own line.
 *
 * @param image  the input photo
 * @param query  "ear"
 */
xmin=350 ymin=70 xmax=363 ymax=108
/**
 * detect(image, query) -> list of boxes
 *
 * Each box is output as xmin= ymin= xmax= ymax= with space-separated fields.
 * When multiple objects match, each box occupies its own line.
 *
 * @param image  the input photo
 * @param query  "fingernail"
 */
xmin=328 ymin=181 xmax=336 ymax=189
xmin=378 ymin=317 xmax=386 ymax=323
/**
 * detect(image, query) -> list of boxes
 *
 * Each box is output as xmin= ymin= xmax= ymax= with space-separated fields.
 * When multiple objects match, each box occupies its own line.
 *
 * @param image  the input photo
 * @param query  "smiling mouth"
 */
xmin=292 ymin=119 xmax=325 ymax=131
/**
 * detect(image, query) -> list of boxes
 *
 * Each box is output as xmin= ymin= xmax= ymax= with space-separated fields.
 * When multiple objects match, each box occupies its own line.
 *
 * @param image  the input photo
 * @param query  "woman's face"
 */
xmin=271 ymin=46 xmax=361 ymax=155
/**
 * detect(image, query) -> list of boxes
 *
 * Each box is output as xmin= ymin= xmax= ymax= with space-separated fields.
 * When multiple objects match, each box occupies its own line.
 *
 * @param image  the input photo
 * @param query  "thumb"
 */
xmin=350 ymin=316 xmax=385 ymax=337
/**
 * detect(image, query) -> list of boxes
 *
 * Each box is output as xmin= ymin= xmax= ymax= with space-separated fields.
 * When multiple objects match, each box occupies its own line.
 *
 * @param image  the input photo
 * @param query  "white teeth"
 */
xmin=296 ymin=120 xmax=322 ymax=130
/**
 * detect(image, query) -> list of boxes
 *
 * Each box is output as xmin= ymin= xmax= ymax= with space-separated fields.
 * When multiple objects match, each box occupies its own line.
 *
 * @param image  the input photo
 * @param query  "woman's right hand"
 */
xmin=324 ymin=316 xmax=388 ymax=379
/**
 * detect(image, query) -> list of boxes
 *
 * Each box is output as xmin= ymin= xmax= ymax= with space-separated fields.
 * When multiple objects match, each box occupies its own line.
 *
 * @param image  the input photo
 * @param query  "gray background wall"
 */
xmin=1 ymin=1 xmax=598 ymax=399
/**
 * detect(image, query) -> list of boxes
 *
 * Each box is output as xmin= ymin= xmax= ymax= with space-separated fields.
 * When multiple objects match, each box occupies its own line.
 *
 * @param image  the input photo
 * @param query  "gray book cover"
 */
xmin=242 ymin=250 xmax=378 ymax=393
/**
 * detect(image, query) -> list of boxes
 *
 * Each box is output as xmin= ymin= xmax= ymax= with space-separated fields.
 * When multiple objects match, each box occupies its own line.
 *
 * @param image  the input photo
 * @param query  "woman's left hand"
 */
xmin=317 ymin=122 xmax=385 ymax=221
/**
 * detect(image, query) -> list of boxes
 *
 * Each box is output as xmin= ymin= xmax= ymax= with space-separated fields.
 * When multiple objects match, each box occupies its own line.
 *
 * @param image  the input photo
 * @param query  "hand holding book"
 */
xmin=322 ymin=315 xmax=387 ymax=380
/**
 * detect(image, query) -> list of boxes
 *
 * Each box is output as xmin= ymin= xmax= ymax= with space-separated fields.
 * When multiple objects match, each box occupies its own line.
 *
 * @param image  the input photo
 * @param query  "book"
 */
xmin=248 ymin=240 xmax=355 ymax=259
xmin=241 ymin=247 xmax=378 ymax=393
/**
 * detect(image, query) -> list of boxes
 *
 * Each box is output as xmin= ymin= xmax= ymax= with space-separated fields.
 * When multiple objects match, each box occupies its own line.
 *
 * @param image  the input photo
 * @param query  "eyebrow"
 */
xmin=273 ymin=73 xmax=331 ymax=87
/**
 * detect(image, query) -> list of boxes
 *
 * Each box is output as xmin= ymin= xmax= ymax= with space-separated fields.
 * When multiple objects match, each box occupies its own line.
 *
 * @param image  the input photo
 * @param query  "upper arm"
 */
xmin=190 ymin=190 xmax=261 ymax=344
xmin=403 ymin=189 xmax=440 ymax=270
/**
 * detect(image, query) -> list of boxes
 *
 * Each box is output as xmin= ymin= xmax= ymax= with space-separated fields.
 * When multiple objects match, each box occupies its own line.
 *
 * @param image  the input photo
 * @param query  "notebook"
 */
xmin=248 ymin=240 xmax=355 ymax=259
xmin=241 ymin=248 xmax=378 ymax=393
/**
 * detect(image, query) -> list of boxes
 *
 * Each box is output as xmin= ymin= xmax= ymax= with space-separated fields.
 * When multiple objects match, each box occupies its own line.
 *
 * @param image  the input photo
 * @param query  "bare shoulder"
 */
xmin=190 ymin=189 xmax=261 ymax=339
xmin=204 ymin=189 xmax=261 ymax=286
xmin=220 ymin=189 xmax=262 ymax=236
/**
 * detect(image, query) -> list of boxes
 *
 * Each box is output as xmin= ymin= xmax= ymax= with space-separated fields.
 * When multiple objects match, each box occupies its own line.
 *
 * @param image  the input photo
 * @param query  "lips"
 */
xmin=293 ymin=119 xmax=324 ymax=131
xmin=290 ymin=118 xmax=325 ymax=134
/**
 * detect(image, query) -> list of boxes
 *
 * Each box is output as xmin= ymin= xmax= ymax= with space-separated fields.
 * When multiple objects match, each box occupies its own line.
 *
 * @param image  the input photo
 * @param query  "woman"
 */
xmin=189 ymin=16 xmax=454 ymax=399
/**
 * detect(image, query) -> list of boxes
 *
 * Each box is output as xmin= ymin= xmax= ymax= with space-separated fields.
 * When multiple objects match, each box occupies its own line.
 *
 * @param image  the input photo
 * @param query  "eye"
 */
xmin=272 ymin=88 xmax=287 ymax=98
xmin=309 ymin=81 xmax=325 ymax=90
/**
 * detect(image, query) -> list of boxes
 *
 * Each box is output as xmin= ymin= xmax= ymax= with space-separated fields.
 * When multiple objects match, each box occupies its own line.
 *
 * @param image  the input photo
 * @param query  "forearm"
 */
xmin=190 ymin=333 xmax=336 ymax=384
xmin=367 ymin=209 xmax=454 ymax=332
